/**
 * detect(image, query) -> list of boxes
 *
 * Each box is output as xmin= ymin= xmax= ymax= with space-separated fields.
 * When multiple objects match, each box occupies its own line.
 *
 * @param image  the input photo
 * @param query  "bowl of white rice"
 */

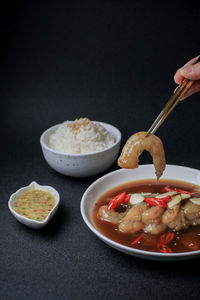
xmin=40 ymin=118 xmax=121 ymax=177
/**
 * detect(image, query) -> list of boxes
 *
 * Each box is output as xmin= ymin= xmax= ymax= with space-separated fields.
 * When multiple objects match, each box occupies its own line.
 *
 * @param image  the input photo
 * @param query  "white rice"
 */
xmin=48 ymin=118 xmax=116 ymax=154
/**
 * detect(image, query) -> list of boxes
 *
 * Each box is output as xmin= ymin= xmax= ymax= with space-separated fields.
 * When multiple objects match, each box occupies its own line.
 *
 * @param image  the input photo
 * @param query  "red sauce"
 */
xmin=93 ymin=179 xmax=200 ymax=253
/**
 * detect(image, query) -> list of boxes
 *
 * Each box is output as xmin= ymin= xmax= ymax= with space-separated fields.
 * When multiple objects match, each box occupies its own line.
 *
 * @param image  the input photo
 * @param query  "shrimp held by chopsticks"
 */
xmin=117 ymin=131 xmax=166 ymax=180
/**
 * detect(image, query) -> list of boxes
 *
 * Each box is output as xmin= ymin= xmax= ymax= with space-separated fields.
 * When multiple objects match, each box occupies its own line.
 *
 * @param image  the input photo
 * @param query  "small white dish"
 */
xmin=80 ymin=165 xmax=200 ymax=261
xmin=40 ymin=121 xmax=121 ymax=177
xmin=8 ymin=181 xmax=60 ymax=229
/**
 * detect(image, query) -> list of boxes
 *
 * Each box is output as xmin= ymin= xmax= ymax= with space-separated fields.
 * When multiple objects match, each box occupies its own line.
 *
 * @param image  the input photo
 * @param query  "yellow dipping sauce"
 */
xmin=13 ymin=189 xmax=56 ymax=221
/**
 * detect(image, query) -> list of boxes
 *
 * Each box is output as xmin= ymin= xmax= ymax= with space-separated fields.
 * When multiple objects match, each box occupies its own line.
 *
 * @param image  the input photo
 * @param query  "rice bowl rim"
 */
xmin=40 ymin=121 xmax=122 ymax=157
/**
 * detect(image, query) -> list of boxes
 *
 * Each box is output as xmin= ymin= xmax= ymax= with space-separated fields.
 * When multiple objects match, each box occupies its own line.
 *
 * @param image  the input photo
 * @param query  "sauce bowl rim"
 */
xmin=8 ymin=181 xmax=60 ymax=226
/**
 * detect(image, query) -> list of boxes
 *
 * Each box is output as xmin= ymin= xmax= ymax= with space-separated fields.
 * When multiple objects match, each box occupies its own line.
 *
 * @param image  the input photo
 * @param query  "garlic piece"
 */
xmin=168 ymin=193 xmax=190 ymax=208
xmin=156 ymin=191 xmax=177 ymax=199
xmin=129 ymin=194 xmax=144 ymax=205
xmin=190 ymin=198 xmax=200 ymax=205
xmin=141 ymin=193 xmax=152 ymax=196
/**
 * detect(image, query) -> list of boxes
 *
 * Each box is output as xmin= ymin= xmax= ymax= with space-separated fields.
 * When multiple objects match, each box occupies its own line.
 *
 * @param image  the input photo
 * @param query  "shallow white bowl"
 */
xmin=40 ymin=121 xmax=121 ymax=177
xmin=8 ymin=181 xmax=60 ymax=229
xmin=80 ymin=164 xmax=200 ymax=261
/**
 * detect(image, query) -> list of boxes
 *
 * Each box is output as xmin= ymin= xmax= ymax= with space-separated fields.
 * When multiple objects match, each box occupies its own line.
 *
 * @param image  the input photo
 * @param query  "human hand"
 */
xmin=174 ymin=55 xmax=200 ymax=99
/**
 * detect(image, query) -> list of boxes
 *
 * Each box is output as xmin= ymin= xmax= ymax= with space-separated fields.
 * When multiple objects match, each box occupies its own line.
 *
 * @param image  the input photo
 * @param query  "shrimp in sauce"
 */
xmin=118 ymin=131 xmax=166 ymax=180
xmin=93 ymin=180 xmax=200 ymax=253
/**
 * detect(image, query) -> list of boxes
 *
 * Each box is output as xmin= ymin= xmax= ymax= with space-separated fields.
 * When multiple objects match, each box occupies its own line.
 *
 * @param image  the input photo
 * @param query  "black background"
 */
xmin=1 ymin=1 xmax=200 ymax=299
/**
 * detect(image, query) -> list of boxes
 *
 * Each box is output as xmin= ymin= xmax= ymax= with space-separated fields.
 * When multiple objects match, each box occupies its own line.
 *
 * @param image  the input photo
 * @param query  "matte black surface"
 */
xmin=1 ymin=1 xmax=200 ymax=299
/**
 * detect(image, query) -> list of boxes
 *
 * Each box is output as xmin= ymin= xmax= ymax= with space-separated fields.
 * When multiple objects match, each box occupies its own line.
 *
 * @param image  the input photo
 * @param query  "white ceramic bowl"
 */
xmin=40 ymin=121 xmax=121 ymax=177
xmin=81 ymin=164 xmax=200 ymax=261
xmin=8 ymin=181 xmax=60 ymax=229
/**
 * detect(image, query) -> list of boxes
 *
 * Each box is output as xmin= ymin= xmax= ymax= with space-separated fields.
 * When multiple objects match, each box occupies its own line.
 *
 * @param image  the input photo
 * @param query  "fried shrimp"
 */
xmin=117 ymin=131 xmax=166 ymax=180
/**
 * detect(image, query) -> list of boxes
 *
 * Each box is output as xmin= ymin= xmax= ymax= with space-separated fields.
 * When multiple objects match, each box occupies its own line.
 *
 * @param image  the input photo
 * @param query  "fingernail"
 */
xmin=180 ymin=65 xmax=193 ymax=75
xmin=174 ymin=86 xmax=178 ymax=93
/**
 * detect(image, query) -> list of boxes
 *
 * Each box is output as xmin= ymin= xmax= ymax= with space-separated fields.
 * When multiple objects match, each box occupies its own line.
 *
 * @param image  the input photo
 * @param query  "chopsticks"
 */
xmin=146 ymin=57 xmax=200 ymax=137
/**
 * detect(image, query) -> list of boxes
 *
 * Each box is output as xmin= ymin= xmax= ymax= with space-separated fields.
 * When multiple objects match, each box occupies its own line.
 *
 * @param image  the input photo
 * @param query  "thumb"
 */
xmin=180 ymin=62 xmax=200 ymax=80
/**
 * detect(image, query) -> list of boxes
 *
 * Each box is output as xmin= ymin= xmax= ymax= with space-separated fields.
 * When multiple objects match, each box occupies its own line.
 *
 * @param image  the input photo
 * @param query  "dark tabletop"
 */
xmin=1 ymin=1 xmax=200 ymax=299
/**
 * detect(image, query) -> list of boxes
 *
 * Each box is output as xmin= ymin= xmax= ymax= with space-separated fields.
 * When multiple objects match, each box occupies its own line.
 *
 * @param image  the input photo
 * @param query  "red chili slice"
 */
xmin=163 ymin=186 xmax=194 ymax=196
xmin=157 ymin=243 xmax=173 ymax=253
xmin=144 ymin=197 xmax=168 ymax=208
xmin=160 ymin=232 xmax=175 ymax=244
xmin=172 ymin=188 xmax=193 ymax=196
xmin=131 ymin=235 xmax=143 ymax=245
xmin=107 ymin=192 xmax=128 ymax=210
xmin=124 ymin=194 xmax=130 ymax=203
